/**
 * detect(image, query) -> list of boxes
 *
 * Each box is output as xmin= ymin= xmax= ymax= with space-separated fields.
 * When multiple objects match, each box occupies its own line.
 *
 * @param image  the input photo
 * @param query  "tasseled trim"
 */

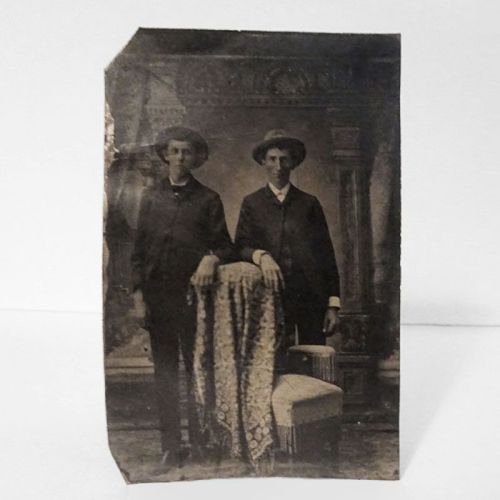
xmin=253 ymin=447 xmax=276 ymax=476
xmin=312 ymin=355 xmax=335 ymax=383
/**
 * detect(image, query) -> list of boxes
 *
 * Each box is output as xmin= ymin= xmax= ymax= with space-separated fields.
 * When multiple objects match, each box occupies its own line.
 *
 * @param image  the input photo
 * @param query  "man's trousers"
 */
xmin=275 ymin=271 xmax=326 ymax=373
xmin=144 ymin=275 xmax=202 ymax=454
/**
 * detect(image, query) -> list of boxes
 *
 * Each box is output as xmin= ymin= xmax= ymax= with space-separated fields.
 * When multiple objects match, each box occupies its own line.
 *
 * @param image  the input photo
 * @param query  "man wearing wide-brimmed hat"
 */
xmin=235 ymin=130 xmax=340 ymax=363
xmin=131 ymin=126 xmax=233 ymax=467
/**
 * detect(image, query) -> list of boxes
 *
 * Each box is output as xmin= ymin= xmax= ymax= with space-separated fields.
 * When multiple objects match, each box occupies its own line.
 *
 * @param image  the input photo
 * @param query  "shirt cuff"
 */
xmin=328 ymin=296 xmax=341 ymax=308
xmin=252 ymin=249 xmax=268 ymax=265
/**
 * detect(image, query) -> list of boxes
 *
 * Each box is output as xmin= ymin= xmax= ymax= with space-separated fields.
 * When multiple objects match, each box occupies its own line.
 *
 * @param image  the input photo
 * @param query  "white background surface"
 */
xmin=1 ymin=0 xmax=500 ymax=498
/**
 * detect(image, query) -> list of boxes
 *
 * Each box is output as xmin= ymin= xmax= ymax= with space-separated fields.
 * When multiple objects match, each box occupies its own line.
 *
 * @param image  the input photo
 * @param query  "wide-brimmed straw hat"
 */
xmin=155 ymin=126 xmax=209 ymax=168
xmin=252 ymin=129 xmax=306 ymax=168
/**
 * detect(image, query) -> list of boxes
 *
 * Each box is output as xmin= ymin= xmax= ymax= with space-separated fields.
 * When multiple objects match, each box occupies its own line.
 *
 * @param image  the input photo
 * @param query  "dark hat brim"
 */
xmin=155 ymin=126 xmax=209 ymax=168
xmin=252 ymin=136 xmax=306 ymax=168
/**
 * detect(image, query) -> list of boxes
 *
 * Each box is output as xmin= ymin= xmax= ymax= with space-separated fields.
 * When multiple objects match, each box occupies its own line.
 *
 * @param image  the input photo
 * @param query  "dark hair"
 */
xmin=259 ymin=144 xmax=293 ymax=164
xmin=252 ymin=132 xmax=306 ymax=169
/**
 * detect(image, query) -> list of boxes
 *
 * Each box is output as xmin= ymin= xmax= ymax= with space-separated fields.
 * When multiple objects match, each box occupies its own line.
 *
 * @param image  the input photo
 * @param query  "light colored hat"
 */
xmin=252 ymin=129 xmax=306 ymax=168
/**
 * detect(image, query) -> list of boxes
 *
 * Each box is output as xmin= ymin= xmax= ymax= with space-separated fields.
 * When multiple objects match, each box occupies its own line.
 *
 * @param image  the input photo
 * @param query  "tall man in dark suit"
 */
xmin=235 ymin=130 xmax=340 ymax=361
xmin=131 ymin=127 xmax=233 ymax=466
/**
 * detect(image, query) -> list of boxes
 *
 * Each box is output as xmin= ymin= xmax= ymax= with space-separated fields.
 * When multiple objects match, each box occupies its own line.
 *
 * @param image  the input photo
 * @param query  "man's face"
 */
xmin=262 ymin=147 xmax=293 ymax=189
xmin=161 ymin=139 xmax=197 ymax=175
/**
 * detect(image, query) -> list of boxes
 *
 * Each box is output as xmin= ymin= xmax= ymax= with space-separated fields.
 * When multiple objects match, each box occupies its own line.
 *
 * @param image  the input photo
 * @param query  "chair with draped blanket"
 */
xmin=189 ymin=262 xmax=343 ymax=469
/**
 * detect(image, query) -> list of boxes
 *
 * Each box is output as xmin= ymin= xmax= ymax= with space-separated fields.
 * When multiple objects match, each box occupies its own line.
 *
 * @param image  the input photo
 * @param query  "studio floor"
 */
xmin=105 ymin=371 xmax=399 ymax=482
xmin=108 ymin=425 xmax=399 ymax=483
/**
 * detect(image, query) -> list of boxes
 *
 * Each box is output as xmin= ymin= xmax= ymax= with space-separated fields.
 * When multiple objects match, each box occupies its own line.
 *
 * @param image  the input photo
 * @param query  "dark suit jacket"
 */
xmin=235 ymin=184 xmax=340 ymax=304
xmin=131 ymin=175 xmax=233 ymax=292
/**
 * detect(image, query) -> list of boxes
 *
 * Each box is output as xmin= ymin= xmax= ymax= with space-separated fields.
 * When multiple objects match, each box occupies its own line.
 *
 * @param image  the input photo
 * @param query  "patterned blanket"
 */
xmin=189 ymin=262 xmax=284 ymax=467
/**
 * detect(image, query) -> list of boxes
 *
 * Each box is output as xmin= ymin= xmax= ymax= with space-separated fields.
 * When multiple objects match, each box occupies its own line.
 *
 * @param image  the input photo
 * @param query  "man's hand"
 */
xmin=323 ymin=307 xmax=339 ymax=336
xmin=132 ymin=289 xmax=147 ymax=324
xmin=193 ymin=254 xmax=220 ymax=287
xmin=259 ymin=253 xmax=284 ymax=291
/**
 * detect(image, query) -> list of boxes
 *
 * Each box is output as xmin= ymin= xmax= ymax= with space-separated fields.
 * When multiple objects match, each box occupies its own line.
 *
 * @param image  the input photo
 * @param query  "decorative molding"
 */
xmin=335 ymin=353 xmax=375 ymax=407
xmin=109 ymin=58 xmax=366 ymax=113
xmin=339 ymin=313 xmax=370 ymax=352
xmin=264 ymin=66 xmax=310 ymax=95
xmin=126 ymin=58 xmax=363 ymax=108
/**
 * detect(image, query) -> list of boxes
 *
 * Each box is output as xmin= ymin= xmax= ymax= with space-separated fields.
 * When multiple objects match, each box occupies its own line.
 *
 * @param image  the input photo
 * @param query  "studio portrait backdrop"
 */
xmin=104 ymin=28 xmax=400 ymax=482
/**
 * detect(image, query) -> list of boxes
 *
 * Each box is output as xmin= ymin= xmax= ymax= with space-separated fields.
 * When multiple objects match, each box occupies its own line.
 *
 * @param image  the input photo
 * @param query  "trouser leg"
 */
xmin=283 ymin=274 xmax=326 ymax=346
xmin=148 ymin=323 xmax=181 ymax=453
xmin=295 ymin=299 xmax=326 ymax=345
xmin=144 ymin=271 xmax=199 ymax=454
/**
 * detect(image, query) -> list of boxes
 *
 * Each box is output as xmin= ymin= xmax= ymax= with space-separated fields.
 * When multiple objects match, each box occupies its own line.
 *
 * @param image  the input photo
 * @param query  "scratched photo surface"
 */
xmin=104 ymin=28 xmax=400 ymax=483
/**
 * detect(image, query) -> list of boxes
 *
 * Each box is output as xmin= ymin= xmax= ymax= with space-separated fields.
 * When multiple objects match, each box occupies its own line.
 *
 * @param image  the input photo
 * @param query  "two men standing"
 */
xmin=131 ymin=126 xmax=340 ymax=465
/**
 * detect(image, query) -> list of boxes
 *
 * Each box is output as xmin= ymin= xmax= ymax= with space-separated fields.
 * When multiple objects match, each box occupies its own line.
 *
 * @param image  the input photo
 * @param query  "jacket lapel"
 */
xmin=282 ymin=184 xmax=298 ymax=207
xmin=263 ymin=184 xmax=282 ymax=207
xmin=180 ymin=175 xmax=199 ymax=200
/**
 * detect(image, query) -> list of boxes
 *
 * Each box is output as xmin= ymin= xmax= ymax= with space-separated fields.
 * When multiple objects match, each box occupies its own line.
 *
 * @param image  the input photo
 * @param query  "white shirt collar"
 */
xmin=268 ymin=182 xmax=291 ymax=199
xmin=169 ymin=176 xmax=190 ymax=187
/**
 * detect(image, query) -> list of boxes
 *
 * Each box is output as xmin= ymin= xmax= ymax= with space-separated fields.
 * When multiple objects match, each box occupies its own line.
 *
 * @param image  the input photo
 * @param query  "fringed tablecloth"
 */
xmin=188 ymin=262 xmax=285 ymax=468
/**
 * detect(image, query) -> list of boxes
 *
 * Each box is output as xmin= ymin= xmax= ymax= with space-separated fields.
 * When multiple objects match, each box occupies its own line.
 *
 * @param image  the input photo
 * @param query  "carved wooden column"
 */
xmin=327 ymin=117 xmax=376 ymax=409
xmin=366 ymin=57 xmax=401 ymax=361
xmin=364 ymin=58 xmax=400 ymax=420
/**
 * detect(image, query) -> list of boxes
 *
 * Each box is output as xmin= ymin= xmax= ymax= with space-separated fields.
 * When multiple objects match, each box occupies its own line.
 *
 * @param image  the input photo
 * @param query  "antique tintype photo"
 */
xmin=104 ymin=28 xmax=400 ymax=482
